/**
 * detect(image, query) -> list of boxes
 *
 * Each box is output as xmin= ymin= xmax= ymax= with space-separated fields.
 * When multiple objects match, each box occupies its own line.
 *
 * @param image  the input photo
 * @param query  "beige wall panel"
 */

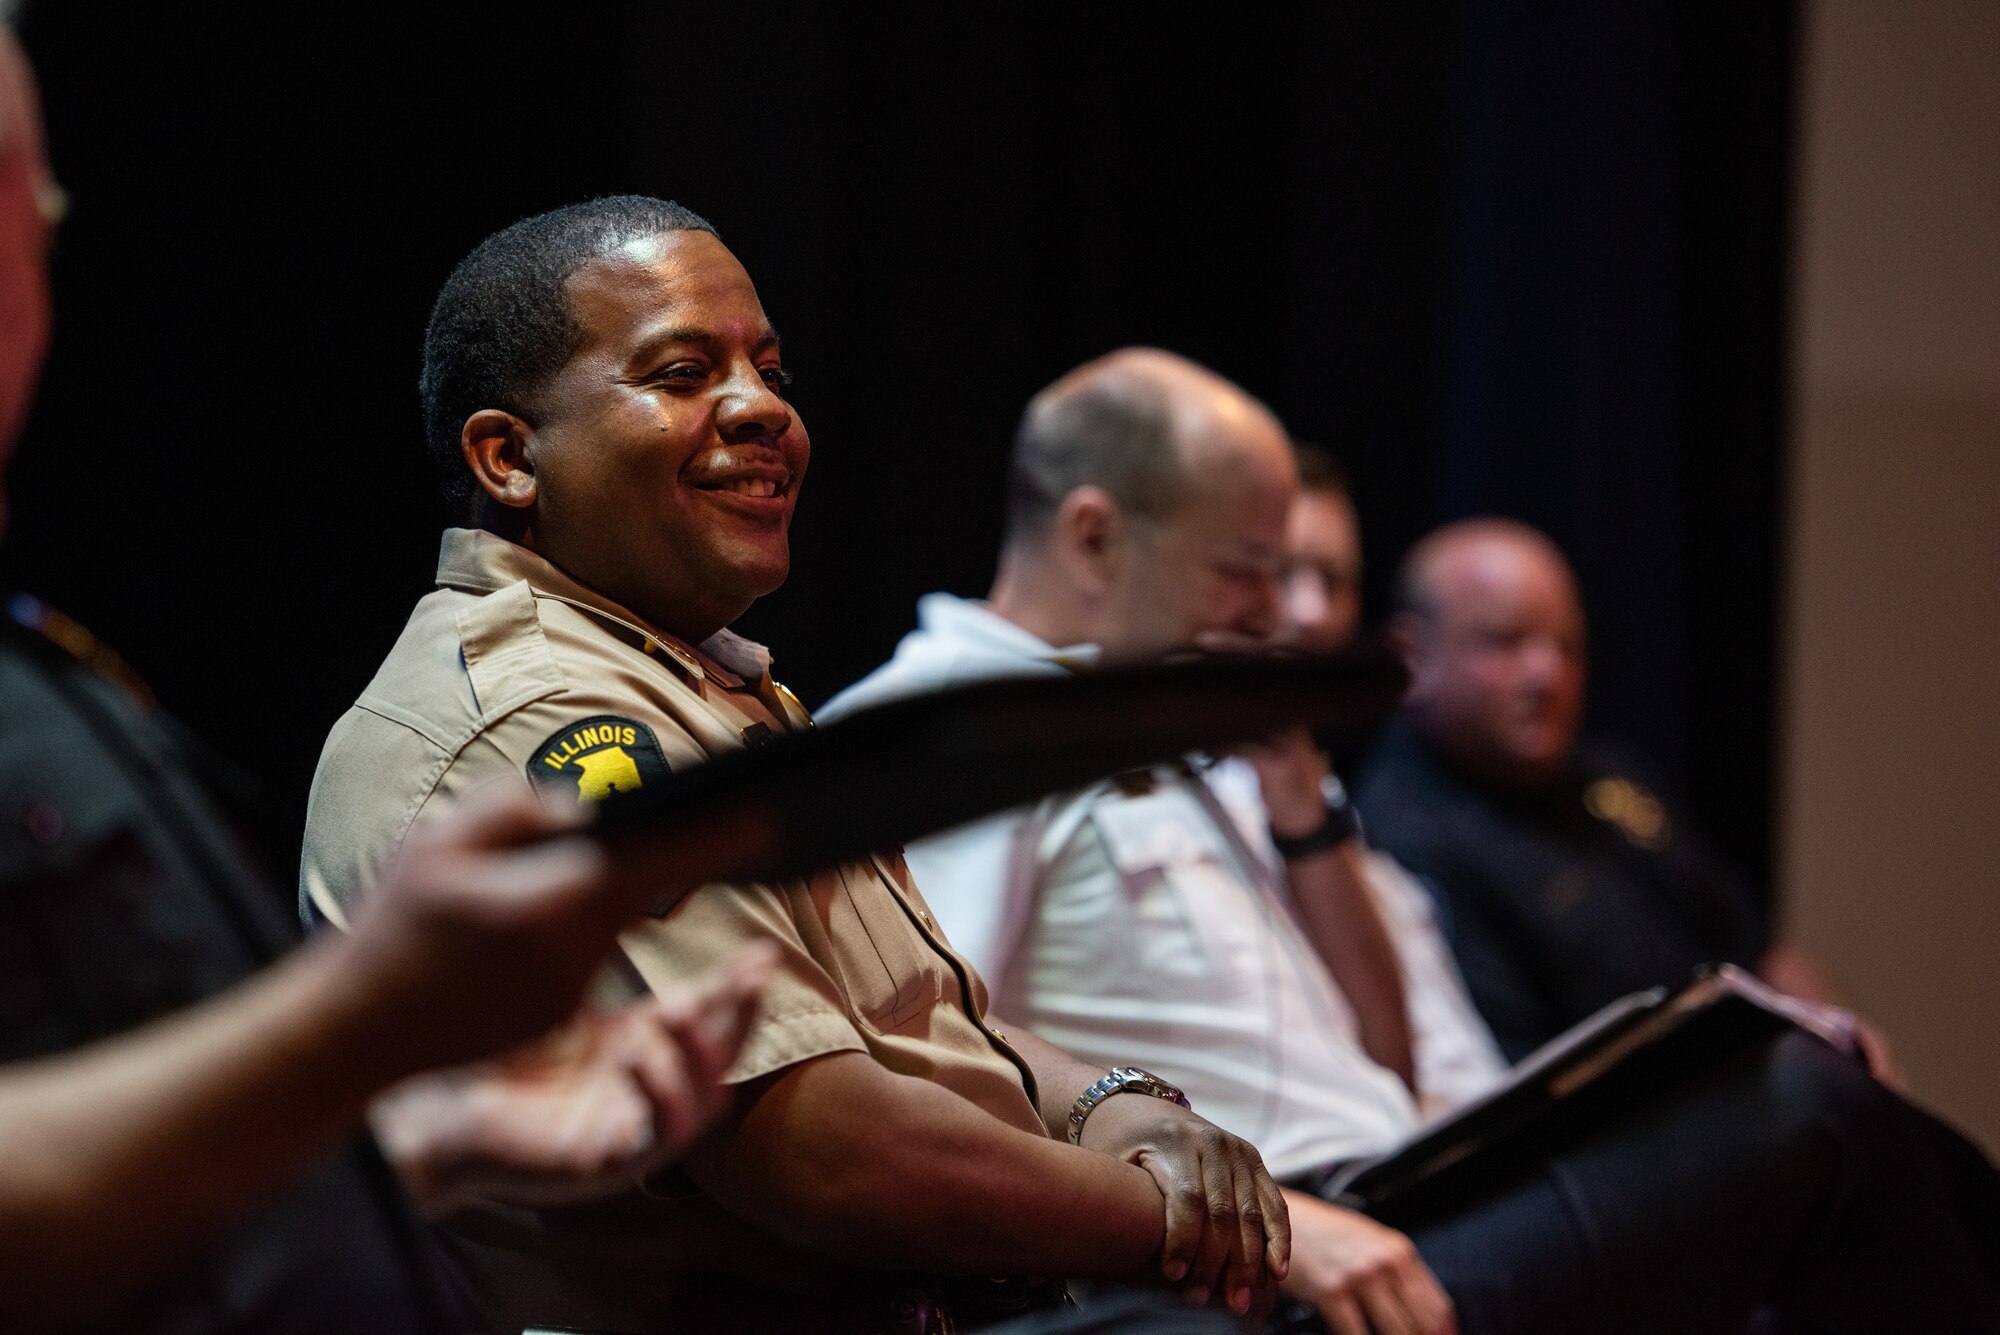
xmin=1786 ymin=0 xmax=2000 ymax=1154
xmin=1782 ymin=395 xmax=2000 ymax=1152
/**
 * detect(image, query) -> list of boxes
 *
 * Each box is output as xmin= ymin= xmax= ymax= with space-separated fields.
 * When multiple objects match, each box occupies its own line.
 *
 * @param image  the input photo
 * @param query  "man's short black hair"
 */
xmin=419 ymin=196 xmax=718 ymax=523
xmin=1002 ymin=366 xmax=1187 ymax=549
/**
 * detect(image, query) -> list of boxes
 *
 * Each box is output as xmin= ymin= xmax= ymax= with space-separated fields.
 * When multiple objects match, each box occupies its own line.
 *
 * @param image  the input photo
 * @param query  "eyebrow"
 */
xmin=629 ymin=325 xmax=783 ymax=368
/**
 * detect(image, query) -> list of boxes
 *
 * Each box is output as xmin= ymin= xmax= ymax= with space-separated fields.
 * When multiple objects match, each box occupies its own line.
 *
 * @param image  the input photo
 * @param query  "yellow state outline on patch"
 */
xmin=527 ymin=714 xmax=671 ymax=803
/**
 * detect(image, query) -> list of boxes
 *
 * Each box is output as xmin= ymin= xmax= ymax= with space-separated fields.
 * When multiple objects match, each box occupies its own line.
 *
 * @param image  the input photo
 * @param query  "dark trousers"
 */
xmin=1302 ymin=1031 xmax=2000 ymax=1334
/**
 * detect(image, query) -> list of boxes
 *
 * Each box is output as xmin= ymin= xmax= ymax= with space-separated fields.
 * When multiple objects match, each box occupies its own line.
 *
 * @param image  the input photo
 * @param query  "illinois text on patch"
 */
xmin=528 ymin=715 xmax=671 ymax=803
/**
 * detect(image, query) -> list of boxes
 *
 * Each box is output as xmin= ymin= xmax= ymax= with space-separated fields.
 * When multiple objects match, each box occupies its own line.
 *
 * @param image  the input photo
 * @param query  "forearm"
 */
xmin=0 ymin=933 xmax=423 ymax=1325
xmin=1287 ymin=844 xmax=1416 ymax=1090
xmin=687 ymin=1051 xmax=1167 ymax=1279
xmin=994 ymin=1020 xmax=1122 ymax=1140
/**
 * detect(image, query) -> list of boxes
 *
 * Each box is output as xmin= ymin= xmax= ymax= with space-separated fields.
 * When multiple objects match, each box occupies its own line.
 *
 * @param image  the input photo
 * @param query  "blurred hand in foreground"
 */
xmin=376 ymin=945 xmax=775 ymax=1216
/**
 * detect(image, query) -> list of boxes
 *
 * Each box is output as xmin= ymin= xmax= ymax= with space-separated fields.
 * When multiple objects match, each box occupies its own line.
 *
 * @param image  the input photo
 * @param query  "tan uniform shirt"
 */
xmin=301 ymin=528 xmax=1045 ymax=1329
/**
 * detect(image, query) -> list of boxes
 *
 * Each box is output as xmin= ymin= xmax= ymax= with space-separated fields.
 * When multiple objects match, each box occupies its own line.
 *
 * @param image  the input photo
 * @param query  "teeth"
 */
xmin=722 ymin=479 xmax=779 ymax=497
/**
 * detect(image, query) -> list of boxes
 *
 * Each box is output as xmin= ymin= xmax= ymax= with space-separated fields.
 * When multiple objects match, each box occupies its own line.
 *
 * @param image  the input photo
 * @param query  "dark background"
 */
xmin=3 ymin=4 xmax=1795 ymax=898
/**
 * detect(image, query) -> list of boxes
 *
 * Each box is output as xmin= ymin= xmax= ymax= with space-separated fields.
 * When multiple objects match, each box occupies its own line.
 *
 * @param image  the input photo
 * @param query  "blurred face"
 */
xmin=0 ymin=37 xmax=55 ymax=525
xmin=527 ymin=230 xmax=807 ymax=639
xmin=1096 ymin=416 xmax=1294 ymax=661
xmin=1281 ymin=486 xmax=1362 ymax=652
xmin=1402 ymin=534 xmax=1586 ymax=788
xmin=0 ymin=158 xmax=47 ymax=469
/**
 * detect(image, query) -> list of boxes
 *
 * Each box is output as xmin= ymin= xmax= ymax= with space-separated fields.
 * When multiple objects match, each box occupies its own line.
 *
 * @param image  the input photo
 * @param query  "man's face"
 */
xmin=1404 ymin=535 xmax=1587 ymax=787
xmin=526 ymin=230 xmax=807 ymax=638
xmin=1281 ymin=487 xmax=1363 ymax=652
xmin=1097 ymin=419 xmax=1294 ymax=660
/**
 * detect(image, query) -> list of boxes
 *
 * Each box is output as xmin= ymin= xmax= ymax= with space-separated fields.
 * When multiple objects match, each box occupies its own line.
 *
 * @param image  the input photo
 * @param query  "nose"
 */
xmin=1519 ymin=635 xmax=1571 ymax=694
xmin=715 ymin=361 xmax=792 ymax=442
xmin=1283 ymin=568 xmax=1330 ymax=639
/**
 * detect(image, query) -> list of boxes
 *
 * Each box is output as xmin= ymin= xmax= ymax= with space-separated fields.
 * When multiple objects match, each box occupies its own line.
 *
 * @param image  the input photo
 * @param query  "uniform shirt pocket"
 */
xmin=1090 ymin=788 xmax=1269 ymax=998
xmin=0 ymin=780 xmax=237 ymax=1056
xmin=817 ymin=862 xmax=948 ymax=1033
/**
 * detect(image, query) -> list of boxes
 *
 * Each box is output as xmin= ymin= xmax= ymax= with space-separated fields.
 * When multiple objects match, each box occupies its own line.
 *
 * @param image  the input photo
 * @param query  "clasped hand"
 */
xmin=1076 ymin=1093 xmax=1292 ymax=1316
xmin=1280 ymin=1191 xmax=1456 ymax=1335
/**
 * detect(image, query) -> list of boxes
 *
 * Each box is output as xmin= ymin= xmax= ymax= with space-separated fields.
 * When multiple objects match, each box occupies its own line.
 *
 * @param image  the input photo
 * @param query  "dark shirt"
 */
xmin=0 ymin=600 xmax=461 ymax=1334
xmin=1356 ymin=720 xmax=1770 ymax=1061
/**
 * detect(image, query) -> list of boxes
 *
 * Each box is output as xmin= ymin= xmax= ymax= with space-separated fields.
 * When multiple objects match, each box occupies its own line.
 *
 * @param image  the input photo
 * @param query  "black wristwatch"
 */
xmin=1269 ymin=773 xmax=1364 ymax=860
xmin=1067 ymin=1067 xmax=1192 ymax=1144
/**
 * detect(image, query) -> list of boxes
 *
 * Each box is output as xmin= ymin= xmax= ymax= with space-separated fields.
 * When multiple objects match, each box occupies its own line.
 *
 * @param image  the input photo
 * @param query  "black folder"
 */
xmin=1320 ymin=965 xmax=1839 ymax=1215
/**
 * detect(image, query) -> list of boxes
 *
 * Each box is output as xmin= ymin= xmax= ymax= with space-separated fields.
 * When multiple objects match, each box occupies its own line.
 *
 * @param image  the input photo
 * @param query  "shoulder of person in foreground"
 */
xmin=0 ymin=783 xmax=772 ymax=1328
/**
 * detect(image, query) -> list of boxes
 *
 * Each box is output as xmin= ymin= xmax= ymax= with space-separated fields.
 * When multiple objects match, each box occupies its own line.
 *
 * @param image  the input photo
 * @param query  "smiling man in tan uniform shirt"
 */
xmin=299 ymin=197 xmax=1289 ymax=1333
xmin=302 ymin=523 xmax=1042 ymax=1133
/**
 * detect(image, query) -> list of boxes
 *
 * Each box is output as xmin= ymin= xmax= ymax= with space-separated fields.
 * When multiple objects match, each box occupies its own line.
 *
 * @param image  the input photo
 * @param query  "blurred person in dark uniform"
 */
xmin=0 ymin=27 xmax=773 ymax=1333
xmin=1357 ymin=519 xmax=1878 ymax=1064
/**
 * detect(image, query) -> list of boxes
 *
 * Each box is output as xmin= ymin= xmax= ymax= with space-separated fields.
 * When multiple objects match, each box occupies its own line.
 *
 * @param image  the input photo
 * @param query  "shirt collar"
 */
xmin=434 ymin=528 xmax=768 ymax=688
xmin=911 ymin=592 xmax=1103 ymax=674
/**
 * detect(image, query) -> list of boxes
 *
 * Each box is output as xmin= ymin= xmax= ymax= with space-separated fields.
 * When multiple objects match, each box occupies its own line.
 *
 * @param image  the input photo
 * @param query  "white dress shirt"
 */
xmin=823 ymin=594 xmax=1503 ymax=1175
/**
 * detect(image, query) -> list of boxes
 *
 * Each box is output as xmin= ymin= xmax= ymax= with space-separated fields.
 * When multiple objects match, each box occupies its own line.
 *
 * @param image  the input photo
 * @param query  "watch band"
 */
xmin=1270 ymin=774 xmax=1363 ymax=860
xmin=1066 ymin=1066 xmax=1192 ymax=1144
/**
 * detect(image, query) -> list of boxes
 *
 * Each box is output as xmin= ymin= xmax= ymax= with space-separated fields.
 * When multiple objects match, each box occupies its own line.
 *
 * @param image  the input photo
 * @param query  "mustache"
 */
xmin=684 ymin=455 xmax=792 ymax=490
xmin=688 ymin=448 xmax=788 ymax=477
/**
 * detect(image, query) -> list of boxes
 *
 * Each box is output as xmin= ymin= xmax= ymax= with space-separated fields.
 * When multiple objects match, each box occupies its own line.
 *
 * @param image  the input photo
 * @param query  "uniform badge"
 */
xmin=1584 ymin=776 xmax=1670 ymax=851
xmin=528 ymin=715 xmax=671 ymax=804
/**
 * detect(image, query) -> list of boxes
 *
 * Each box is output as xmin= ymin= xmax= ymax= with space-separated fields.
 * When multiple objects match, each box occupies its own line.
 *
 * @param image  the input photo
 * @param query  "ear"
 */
xmin=1385 ymin=610 xmax=1433 ymax=700
xmin=460 ymin=409 xmax=539 ymax=511
xmin=1050 ymin=485 xmax=1124 ymax=599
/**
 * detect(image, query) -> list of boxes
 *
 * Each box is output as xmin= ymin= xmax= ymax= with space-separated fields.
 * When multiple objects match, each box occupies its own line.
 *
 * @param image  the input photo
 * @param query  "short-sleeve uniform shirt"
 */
xmin=300 ymin=529 xmax=1043 ymax=1331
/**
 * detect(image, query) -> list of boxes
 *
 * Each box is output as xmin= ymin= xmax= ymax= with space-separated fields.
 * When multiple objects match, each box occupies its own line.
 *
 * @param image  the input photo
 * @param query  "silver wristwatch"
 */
xmin=1066 ymin=1066 xmax=1192 ymax=1144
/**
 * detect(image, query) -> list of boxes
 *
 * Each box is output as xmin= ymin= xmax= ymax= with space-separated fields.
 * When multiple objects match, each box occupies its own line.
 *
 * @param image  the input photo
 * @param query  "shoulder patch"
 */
xmin=527 ymin=715 xmax=671 ymax=804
